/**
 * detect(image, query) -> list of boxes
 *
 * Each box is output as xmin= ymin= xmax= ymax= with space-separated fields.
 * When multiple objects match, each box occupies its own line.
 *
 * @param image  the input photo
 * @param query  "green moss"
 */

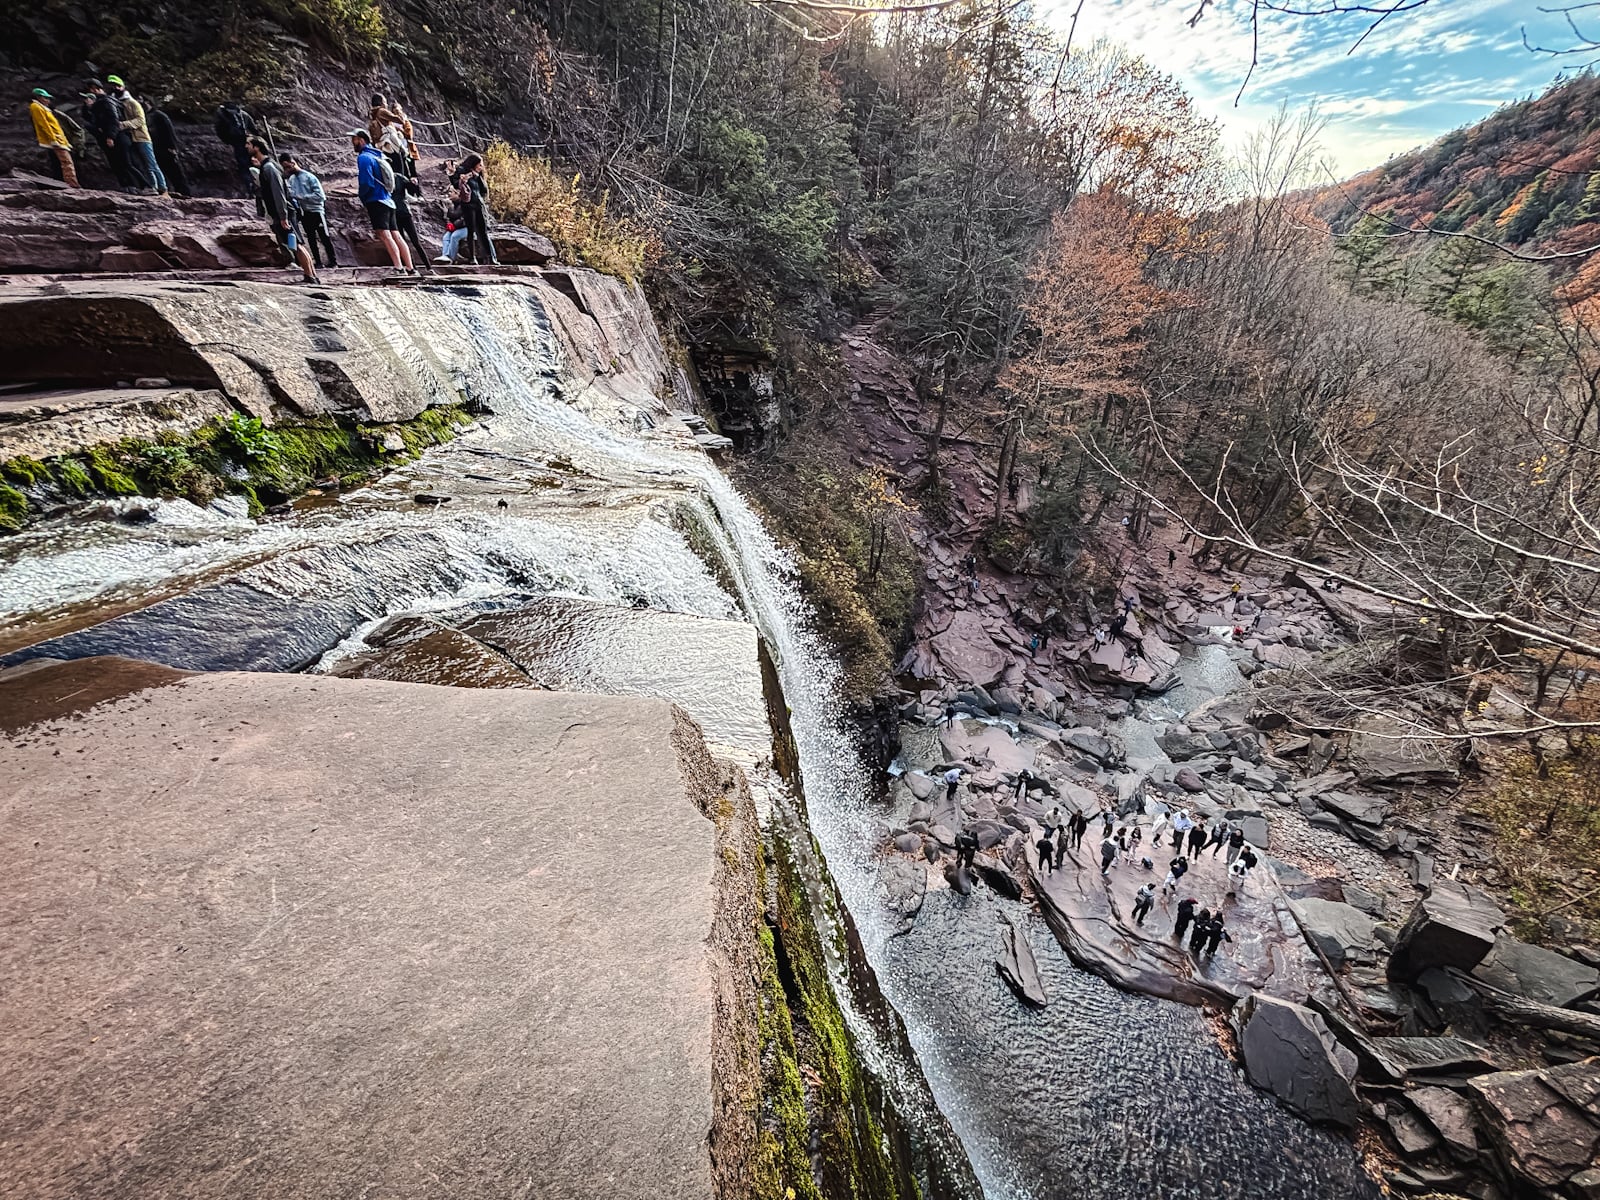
xmin=0 ymin=405 xmax=472 ymax=533
xmin=0 ymin=483 xmax=28 ymax=533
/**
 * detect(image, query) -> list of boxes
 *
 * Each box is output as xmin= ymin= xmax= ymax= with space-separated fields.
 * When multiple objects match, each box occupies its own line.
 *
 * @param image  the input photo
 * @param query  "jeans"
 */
xmin=441 ymin=226 xmax=468 ymax=261
xmin=129 ymin=141 xmax=166 ymax=192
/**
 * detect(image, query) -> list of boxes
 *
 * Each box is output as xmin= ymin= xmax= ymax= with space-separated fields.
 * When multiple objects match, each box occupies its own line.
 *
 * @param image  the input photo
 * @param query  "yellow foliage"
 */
xmin=481 ymin=142 xmax=659 ymax=283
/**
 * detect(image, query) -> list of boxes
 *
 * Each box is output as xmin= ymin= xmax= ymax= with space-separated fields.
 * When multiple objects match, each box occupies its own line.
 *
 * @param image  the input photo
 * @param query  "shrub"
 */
xmin=482 ymin=142 xmax=658 ymax=282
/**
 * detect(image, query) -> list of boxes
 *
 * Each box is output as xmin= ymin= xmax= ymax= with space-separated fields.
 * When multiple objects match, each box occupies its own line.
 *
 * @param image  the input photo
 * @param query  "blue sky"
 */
xmin=1041 ymin=0 xmax=1582 ymax=177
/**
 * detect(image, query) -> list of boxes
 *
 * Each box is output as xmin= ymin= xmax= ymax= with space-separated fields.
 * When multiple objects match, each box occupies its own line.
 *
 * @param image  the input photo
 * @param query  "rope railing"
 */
xmin=262 ymin=118 xmax=467 ymax=158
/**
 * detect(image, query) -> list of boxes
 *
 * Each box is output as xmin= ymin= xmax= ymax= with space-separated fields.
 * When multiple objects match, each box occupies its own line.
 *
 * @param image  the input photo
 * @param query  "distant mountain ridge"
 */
xmin=1315 ymin=72 xmax=1600 ymax=259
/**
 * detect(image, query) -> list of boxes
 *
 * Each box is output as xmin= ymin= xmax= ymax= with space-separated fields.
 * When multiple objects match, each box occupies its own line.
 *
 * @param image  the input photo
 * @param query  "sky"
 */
xmin=1038 ymin=0 xmax=1587 ymax=178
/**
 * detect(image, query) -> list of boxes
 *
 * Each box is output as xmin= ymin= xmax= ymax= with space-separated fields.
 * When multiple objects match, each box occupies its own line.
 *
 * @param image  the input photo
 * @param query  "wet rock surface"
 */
xmin=0 ymin=659 xmax=732 ymax=1200
xmin=1237 ymin=994 xmax=1362 ymax=1128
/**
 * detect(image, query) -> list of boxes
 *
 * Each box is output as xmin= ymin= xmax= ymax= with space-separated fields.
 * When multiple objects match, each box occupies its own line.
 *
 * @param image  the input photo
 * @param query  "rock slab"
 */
xmin=1389 ymin=880 xmax=1507 ymax=982
xmin=1238 ymin=994 xmax=1361 ymax=1128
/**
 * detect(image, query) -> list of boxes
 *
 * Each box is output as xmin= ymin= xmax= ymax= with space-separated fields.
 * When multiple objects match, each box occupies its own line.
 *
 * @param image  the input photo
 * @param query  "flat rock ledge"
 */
xmin=0 ymin=657 xmax=745 ymax=1200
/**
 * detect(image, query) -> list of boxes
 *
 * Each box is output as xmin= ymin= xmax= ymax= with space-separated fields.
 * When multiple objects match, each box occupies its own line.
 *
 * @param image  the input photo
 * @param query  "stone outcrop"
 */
xmin=1389 ymin=881 xmax=1507 ymax=982
xmin=0 ymin=657 xmax=749 ymax=1200
xmin=996 ymin=914 xmax=1049 ymax=1007
xmin=1237 ymin=994 xmax=1362 ymax=1128
xmin=1347 ymin=716 xmax=1462 ymax=785
xmin=1473 ymin=937 xmax=1600 ymax=1009
xmin=1468 ymin=1058 xmax=1600 ymax=1194
xmin=1292 ymin=898 xmax=1379 ymax=968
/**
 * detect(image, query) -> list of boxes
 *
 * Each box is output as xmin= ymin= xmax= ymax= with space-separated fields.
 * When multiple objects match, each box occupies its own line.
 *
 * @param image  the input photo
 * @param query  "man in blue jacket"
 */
xmin=350 ymin=128 xmax=412 ymax=274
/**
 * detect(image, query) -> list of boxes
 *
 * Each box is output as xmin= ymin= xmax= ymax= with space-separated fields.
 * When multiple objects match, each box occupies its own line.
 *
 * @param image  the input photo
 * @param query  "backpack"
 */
xmin=375 ymin=153 xmax=396 ymax=195
xmin=215 ymin=104 xmax=246 ymax=144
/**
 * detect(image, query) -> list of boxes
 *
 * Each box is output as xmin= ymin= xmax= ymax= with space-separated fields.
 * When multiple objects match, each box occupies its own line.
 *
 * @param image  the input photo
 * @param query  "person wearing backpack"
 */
xmin=350 ymin=128 xmax=412 ymax=274
xmin=148 ymin=96 xmax=190 ymax=198
xmin=81 ymin=79 xmax=134 ymax=189
xmin=108 ymin=77 xmax=162 ymax=194
xmin=214 ymin=101 xmax=257 ymax=203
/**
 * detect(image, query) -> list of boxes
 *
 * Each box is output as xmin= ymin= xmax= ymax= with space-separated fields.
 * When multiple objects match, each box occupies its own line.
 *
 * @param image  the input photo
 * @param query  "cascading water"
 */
xmin=0 ymin=283 xmax=1381 ymax=1200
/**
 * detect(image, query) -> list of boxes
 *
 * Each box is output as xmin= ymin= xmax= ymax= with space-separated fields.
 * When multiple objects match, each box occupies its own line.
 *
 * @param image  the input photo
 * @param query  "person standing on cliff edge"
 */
xmin=29 ymin=89 xmax=77 ymax=187
xmin=351 ymin=128 xmax=414 ymax=275
xmin=248 ymin=137 xmax=318 ymax=285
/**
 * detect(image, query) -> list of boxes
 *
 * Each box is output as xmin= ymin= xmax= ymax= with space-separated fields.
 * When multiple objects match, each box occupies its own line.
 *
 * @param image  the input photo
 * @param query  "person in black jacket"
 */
xmin=456 ymin=152 xmax=498 ymax=265
xmin=247 ymin=137 xmax=317 ymax=284
xmin=81 ymin=80 xmax=134 ymax=189
xmin=384 ymin=141 xmax=430 ymax=273
xmin=1173 ymin=896 xmax=1199 ymax=943
xmin=214 ymin=101 xmax=257 ymax=204
xmin=147 ymin=97 xmax=190 ymax=198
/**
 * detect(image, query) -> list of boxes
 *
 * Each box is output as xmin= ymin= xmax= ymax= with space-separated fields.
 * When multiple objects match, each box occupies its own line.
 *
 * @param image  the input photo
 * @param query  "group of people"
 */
xmin=26 ymin=84 xmax=497 ymax=281
xmin=29 ymin=78 xmax=188 ymax=195
xmin=1004 ymin=791 xmax=1258 ymax=963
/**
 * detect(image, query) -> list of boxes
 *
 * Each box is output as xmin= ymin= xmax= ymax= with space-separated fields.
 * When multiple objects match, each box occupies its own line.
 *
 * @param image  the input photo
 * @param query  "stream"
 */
xmin=0 ymin=285 xmax=1381 ymax=1199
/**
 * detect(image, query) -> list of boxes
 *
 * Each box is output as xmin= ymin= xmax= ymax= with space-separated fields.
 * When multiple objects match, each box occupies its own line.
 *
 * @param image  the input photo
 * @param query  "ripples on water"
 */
xmin=881 ymin=891 xmax=1380 ymax=1200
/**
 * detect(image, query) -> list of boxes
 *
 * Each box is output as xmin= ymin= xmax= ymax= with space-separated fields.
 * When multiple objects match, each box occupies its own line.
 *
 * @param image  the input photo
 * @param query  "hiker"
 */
xmin=247 ymin=137 xmax=318 ymax=284
xmin=1029 ymin=632 xmax=1041 ymax=655
xmin=1036 ymin=832 xmax=1055 ymax=873
xmin=1162 ymin=854 xmax=1189 ymax=896
xmin=1224 ymin=824 xmax=1248 ymax=866
xmin=281 ymin=154 xmax=337 ymax=268
xmin=1203 ymin=915 xmax=1232 ymax=958
xmin=1226 ymin=849 xmax=1255 ymax=896
xmin=1149 ymin=808 xmax=1170 ymax=848
xmin=147 ymin=97 xmax=189 ymax=197
xmin=1014 ymin=769 xmax=1035 ymax=802
xmin=369 ymin=93 xmax=418 ymax=163
xmin=108 ymin=76 xmax=163 ymax=194
xmin=454 ymin=152 xmax=497 ymax=265
xmin=1068 ymin=810 xmax=1088 ymax=851
xmin=1044 ymin=804 xmax=1064 ymax=838
xmin=1109 ymin=613 xmax=1127 ymax=639
xmin=214 ymin=100 xmax=257 ymax=201
xmin=943 ymin=702 xmax=958 ymax=730
xmin=954 ymin=829 xmax=978 ymax=870
xmin=1189 ymin=909 xmax=1212 ymax=955
xmin=351 ymin=128 xmax=414 ymax=274
xmin=1171 ymin=809 xmax=1194 ymax=850
xmin=1168 ymin=548 xmax=1177 ymax=567
xmin=942 ymin=766 xmax=962 ymax=802
xmin=1093 ymin=625 xmax=1108 ymax=645
xmin=1173 ymin=896 xmax=1199 ymax=942
xmin=1099 ymin=834 xmax=1118 ymax=876
xmin=1186 ymin=817 xmax=1207 ymax=858
xmin=1099 ymin=810 xmax=1115 ymax=842
xmin=82 ymin=80 xmax=133 ymax=189
xmin=1230 ymin=581 xmax=1241 ymax=598
xmin=1115 ymin=826 xmax=1131 ymax=863
xmin=1129 ymin=824 xmax=1143 ymax=860
xmin=29 ymin=89 xmax=77 ymax=187
xmin=436 ymin=165 xmax=470 ymax=262
xmin=1055 ymin=827 xmax=1069 ymax=869
xmin=1132 ymin=882 xmax=1156 ymax=926
xmin=1205 ymin=821 xmax=1228 ymax=857
xmin=381 ymin=125 xmax=429 ymax=269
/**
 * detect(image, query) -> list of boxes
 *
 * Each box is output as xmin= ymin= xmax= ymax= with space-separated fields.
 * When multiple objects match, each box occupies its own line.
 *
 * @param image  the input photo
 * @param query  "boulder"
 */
xmin=1389 ymin=881 xmax=1506 ymax=982
xmin=892 ymin=832 xmax=921 ymax=854
xmin=1157 ymin=728 xmax=1215 ymax=762
xmin=974 ymin=856 xmax=1023 ymax=901
xmin=1348 ymin=717 xmax=1462 ymax=785
xmin=879 ymin=858 xmax=927 ymax=935
xmin=1294 ymin=899 xmax=1378 ymax=968
xmin=1411 ymin=1084 xmax=1482 ymax=1161
xmin=1174 ymin=767 xmax=1207 ymax=794
xmin=943 ymin=863 xmax=973 ymax=895
xmin=1063 ymin=727 xmax=1120 ymax=765
xmin=1319 ymin=790 xmax=1390 ymax=827
xmin=492 ymin=227 xmax=559 ymax=266
xmin=930 ymin=610 xmax=1010 ymax=686
xmin=996 ymin=915 xmax=1049 ymax=1008
xmin=1473 ymin=937 xmax=1600 ymax=1009
xmin=215 ymin=223 xmax=287 ymax=266
xmin=1386 ymin=1107 xmax=1439 ymax=1156
xmin=1237 ymin=994 xmax=1361 ymax=1128
xmin=1240 ymin=815 xmax=1270 ymax=849
xmin=1468 ymin=1058 xmax=1600 ymax=1191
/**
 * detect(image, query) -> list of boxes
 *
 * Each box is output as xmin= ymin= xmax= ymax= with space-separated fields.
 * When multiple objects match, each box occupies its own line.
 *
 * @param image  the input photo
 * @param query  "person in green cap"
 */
xmin=29 ymin=88 xmax=78 ymax=187
xmin=108 ymin=75 xmax=164 ymax=194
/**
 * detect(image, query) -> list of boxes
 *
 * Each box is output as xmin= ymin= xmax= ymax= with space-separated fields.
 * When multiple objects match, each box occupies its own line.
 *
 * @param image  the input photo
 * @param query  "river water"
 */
xmin=0 ymin=285 xmax=1380 ymax=1200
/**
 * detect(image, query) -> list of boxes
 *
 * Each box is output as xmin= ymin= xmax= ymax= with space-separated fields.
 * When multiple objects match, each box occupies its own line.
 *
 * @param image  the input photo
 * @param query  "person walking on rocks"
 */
xmin=1150 ymin=808 xmax=1170 ymax=848
xmin=147 ymin=97 xmax=189 ymax=197
xmin=1224 ymin=824 xmax=1248 ymax=866
xmin=954 ymin=828 xmax=978 ymax=871
xmin=1100 ymin=811 xmax=1115 ymax=840
xmin=248 ymin=138 xmax=318 ymax=285
xmin=1186 ymin=817 xmax=1207 ymax=858
xmin=1068 ymin=810 xmax=1088 ymax=852
xmin=281 ymin=155 xmax=338 ymax=269
xmin=1162 ymin=853 xmax=1189 ymax=896
xmin=1131 ymin=881 xmax=1156 ymax=926
xmin=1188 ymin=907 xmax=1212 ymax=955
xmin=109 ymin=77 xmax=164 ymax=194
xmin=942 ymin=766 xmax=963 ymax=803
xmin=944 ymin=702 xmax=958 ymax=729
xmin=1014 ymin=769 xmax=1035 ymax=803
xmin=1205 ymin=820 xmax=1228 ymax=857
xmin=29 ymin=89 xmax=78 ymax=187
xmin=1173 ymin=895 xmax=1199 ymax=942
xmin=1226 ymin=846 xmax=1257 ymax=897
xmin=351 ymin=128 xmax=413 ymax=274
xmin=1171 ymin=809 xmax=1194 ymax=851
xmin=1036 ymin=831 xmax=1055 ymax=874
xmin=214 ymin=100 xmax=257 ymax=202
xmin=1203 ymin=915 xmax=1232 ymax=958
xmin=1099 ymin=834 xmax=1118 ymax=876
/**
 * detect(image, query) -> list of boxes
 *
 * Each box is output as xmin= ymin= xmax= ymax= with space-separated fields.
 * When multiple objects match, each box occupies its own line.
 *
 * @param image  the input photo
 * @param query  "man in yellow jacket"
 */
xmin=29 ymin=88 xmax=78 ymax=188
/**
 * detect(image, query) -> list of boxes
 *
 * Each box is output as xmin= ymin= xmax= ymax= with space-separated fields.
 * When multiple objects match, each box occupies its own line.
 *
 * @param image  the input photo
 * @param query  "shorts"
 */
xmin=271 ymin=217 xmax=303 ymax=249
xmin=364 ymin=200 xmax=397 ymax=232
